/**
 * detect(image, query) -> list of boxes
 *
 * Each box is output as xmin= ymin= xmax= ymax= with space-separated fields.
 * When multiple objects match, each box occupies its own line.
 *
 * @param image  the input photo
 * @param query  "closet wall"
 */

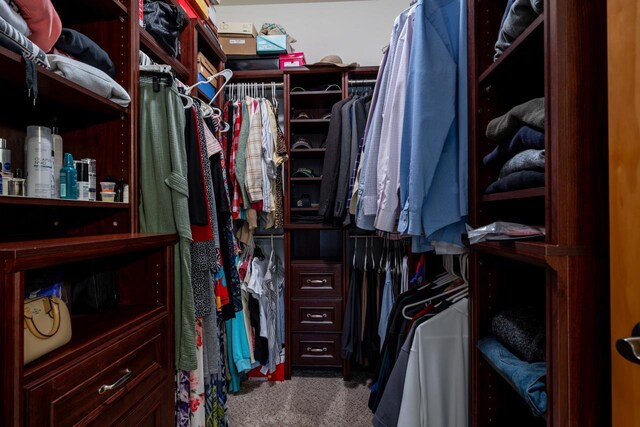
xmin=217 ymin=0 xmax=406 ymax=66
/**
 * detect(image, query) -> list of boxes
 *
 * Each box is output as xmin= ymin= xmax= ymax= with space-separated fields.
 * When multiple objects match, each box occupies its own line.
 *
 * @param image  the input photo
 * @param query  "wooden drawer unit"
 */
xmin=292 ymin=333 xmax=342 ymax=367
xmin=291 ymin=262 xmax=342 ymax=298
xmin=291 ymin=298 xmax=342 ymax=332
xmin=24 ymin=316 xmax=172 ymax=426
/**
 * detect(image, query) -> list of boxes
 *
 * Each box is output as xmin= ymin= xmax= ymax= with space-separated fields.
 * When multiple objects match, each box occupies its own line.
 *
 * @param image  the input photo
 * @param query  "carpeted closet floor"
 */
xmin=228 ymin=369 xmax=374 ymax=426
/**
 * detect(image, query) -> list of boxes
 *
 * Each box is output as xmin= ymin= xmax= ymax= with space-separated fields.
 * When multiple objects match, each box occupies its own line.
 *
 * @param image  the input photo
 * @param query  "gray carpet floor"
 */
xmin=228 ymin=369 xmax=374 ymax=427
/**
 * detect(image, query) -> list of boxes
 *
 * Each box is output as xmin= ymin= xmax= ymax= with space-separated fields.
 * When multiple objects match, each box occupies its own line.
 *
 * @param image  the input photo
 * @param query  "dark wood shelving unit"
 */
xmin=469 ymin=0 xmax=609 ymax=426
xmin=0 ymin=46 xmax=127 ymax=128
xmin=140 ymin=29 xmax=190 ymax=80
xmin=481 ymin=187 xmax=545 ymax=202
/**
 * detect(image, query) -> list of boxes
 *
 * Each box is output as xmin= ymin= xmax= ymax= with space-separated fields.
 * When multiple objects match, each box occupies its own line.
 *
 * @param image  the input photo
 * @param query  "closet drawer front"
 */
xmin=291 ymin=298 xmax=342 ymax=332
xmin=292 ymin=333 xmax=342 ymax=367
xmin=291 ymin=262 xmax=342 ymax=298
xmin=25 ymin=316 xmax=171 ymax=427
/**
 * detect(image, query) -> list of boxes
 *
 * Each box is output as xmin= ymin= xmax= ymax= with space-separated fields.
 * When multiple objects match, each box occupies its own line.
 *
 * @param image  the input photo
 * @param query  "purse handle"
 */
xmin=24 ymin=297 xmax=61 ymax=339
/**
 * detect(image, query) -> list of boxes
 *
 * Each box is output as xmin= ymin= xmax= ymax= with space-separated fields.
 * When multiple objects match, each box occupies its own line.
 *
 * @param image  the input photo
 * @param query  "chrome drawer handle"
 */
xmin=306 ymin=313 xmax=328 ymax=319
xmin=306 ymin=347 xmax=327 ymax=353
xmin=98 ymin=369 xmax=132 ymax=394
xmin=306 ymin=279 xmax=327 ymax=285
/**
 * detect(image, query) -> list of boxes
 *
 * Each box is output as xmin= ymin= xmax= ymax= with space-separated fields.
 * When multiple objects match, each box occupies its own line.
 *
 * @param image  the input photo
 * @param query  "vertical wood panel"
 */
xmin=608 ymin=0 xmax=640 ymax=425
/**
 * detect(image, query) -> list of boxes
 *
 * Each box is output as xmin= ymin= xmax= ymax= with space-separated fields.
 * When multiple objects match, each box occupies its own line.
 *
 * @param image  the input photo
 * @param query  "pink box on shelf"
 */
xmin=280 ymin=52 xmax=305 ymax=69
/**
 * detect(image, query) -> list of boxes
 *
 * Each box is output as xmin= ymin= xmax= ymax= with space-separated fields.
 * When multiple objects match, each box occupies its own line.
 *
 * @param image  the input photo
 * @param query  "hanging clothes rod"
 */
xmin=348 ymin=79 xmax=377 ymax=85
xmin=349 ymin=235 xmax=385 ymax=239
xmin=226 ymin=82 xmax=284 ymax=89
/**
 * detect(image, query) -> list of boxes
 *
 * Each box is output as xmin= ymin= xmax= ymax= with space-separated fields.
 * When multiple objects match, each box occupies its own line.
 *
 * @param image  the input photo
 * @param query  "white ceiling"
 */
xmin=221 ymin=0 xmax=370 ymax=5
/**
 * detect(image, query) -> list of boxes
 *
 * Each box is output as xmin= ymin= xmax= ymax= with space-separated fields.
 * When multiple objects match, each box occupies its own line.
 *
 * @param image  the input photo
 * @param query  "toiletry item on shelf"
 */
xmin=52 ymin=128 xmax=63 ymax=198
xmin=82 ymin=158 xmax=96 ymax=201
xmin=0 ymin=138 xmax=12 ymax=195
xmin=115 ymin=178 xmax=124 ymax=202
xmin=100 ymin=191 xmax=116 ymax=202
xmin=9 ymin=169 xmax=25 ymax=196
xmin=60 ymin=153 xmax=77 ymax=200
xmin=76 ymin=160 xmax=89 ymax=200
xmin=123 ymin=184 xmax=129 ymax=203
xmin=25 ymin=126 xmax=53 ymax=198
xmin=0 ymin=138 xmax=11 ymax=173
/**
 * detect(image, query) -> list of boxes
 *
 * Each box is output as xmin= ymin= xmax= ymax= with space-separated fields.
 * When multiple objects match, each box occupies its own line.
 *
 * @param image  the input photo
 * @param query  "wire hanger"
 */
xmin=401 ymin=283 xmax=468 ymax=320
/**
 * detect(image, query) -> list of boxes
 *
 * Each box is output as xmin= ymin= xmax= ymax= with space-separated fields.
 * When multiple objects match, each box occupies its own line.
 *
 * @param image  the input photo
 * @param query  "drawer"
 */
xmin=291 ymin=262 xmax=342 ymax=298
xmin=292 ymin=333 xmax=342 ymax=367
xmin=291 ymin=299 xmax=342 ymax=332
xmin=25 ymin=316 xmax=171 ymax=427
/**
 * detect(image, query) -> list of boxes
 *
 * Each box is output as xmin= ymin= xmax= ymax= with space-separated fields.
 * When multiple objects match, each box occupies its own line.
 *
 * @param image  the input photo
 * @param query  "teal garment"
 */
xmin=235 ymin=100 xmax=251 ymax=209
xmin=225 ymin=311 xmax=252 ymax=392
xmin=139 ymin=73 xmax=196 ymax=371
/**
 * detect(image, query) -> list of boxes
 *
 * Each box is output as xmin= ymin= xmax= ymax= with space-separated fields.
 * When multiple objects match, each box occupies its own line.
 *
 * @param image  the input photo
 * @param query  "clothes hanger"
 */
xmin=401 ymin=283 xmax=468 ymax=320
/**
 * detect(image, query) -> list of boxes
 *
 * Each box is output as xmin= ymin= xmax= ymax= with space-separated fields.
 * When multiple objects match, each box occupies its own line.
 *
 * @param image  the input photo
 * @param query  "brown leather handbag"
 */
xmin=24 ymin=296 xmax=72 ymax=364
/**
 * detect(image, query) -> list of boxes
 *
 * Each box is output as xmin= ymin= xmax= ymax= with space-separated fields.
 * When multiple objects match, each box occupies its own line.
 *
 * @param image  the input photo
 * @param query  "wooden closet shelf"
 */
xmin=290 ymin=177 xmax=322 ymax=182
xmin=0 ymin=195 xmax=129 ymax=209
xmin=0 ymin=233 xmax=177 ymax=271
xmin=140 ymin=29 xmax=190 ymax=80
xmin=195 ymin=21 xmax=227 ymax=63
xmin=472 ymin=240 xmax=549 ymax=266
xmin=290 ymin=90 xmax=343 ymax=96
xmin=52 ymin=0 xmax=128 ymax=24
xmin=481 ymin=187 xmax=545 ymax=202
xmin=290 ymin=119 xmax=331 ymax=124
xmin=289 ymin=148 xmax=327 ymax=155
xmin=285 ymin=223 xmax=339 ymax=230
xmin=479 ymin=15 xmax=544 ymax=84
xmin=290 ymin=207 xmax=320 ymax=212
xmin=0 ymin=46 xmax=128 ymax=128
xmin=24 ymin=305 xmax=165 ymax=380
xmin=231 ymin=70 xmax=284 ymax=80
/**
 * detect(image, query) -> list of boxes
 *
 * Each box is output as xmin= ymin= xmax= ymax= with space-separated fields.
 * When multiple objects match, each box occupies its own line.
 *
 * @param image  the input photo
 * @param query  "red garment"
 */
xmin=408 ymin=303 xmax=434 ymax=332
xmin=230 ymin=100 xmax=243 ymax=219
xmin=190 ymin=107 xmax=214 ymax=242
xmin=14 ymin=0 xmax=62 ymax=52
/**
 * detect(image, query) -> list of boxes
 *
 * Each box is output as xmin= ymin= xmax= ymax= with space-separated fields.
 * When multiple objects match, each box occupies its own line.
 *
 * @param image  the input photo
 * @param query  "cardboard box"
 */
xmin=257 ymin=35 xmax=291 ymax=55
xmin=219 ymin=22 xmax=257 ymax=37
xmin=219 ymin=36 xmax=257 ymax=55
xmin=187 ymin=0 xmax=209 ymax=19
xmin=280 ymin=52 xmax=306 ymax=69
xmin=197 ymin=52 xmax=218 ymax=78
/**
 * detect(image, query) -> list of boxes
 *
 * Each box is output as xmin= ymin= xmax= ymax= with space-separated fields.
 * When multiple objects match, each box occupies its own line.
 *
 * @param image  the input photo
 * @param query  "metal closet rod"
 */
xmin=226 ymin=82 xmax=284 ymax=88
xmin=348 ymin=79 xmax=377 ymax=85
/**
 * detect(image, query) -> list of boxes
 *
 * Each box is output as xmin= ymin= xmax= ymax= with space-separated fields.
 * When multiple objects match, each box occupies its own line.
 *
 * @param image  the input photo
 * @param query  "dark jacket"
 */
xmin=318 ymin=96 xmax=353 ymax=217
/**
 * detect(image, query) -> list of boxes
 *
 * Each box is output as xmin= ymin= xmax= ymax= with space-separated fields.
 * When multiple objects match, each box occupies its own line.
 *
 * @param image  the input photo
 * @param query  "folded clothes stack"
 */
xmin=0 ymin=0 xmax=130 ymax=106
xmin=483 ymin=98 xmax=545 ymax=193
xmin=477 ymin=336 xmax=547 ymax=417
xmin=494 ymin=0 xmax=543 ymax=61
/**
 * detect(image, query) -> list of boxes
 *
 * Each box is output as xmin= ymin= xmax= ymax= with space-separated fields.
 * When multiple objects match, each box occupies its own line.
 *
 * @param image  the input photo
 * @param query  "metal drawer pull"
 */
xmin=306 ymin=347 xmax=327 ymax=353
xmin=98 ymin=369 xmax=132 ymax=394
xmin=306 ymin=313 xmax=328 ymax=319
xmin=306 ymin=279 xmax=327 ymax=285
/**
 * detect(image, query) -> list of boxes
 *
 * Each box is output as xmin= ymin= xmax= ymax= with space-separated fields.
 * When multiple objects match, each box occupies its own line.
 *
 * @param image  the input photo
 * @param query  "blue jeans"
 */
xmin=477 ymin=336 xmax=547 ymax=416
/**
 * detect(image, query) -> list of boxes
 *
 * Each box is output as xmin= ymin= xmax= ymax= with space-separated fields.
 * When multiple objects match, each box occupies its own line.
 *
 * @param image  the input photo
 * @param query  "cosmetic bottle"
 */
xmin=25 ymin=126 xmax=53 ymax=198
xmin=60 ymin=153 xmax=77 ymax=200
